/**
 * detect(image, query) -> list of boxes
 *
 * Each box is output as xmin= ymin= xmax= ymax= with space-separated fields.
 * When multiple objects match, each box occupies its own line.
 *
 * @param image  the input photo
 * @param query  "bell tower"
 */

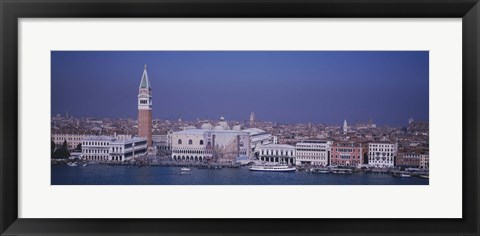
xmin=138 ymin=64 xmax=152 ymax=148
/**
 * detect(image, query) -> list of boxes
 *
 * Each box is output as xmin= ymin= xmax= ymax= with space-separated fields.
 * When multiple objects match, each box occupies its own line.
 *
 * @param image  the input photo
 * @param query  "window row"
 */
xmin=260 ymin=150 xmax=294 ymax=156
xmin=83 ymin=149 xmax=108 ymax=154
xmin=178 ymin=139 xmax=206 ymax=145
xmin=83 ymin=141 xmax=109 ymax=146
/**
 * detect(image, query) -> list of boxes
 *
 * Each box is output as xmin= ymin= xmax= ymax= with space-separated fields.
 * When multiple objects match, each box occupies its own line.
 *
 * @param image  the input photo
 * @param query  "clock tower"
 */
xmin=138 ymin=65 xmax=152 ymax=148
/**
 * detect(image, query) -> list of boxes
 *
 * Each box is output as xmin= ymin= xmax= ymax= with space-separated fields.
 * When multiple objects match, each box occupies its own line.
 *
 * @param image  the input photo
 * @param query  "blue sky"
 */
xmin=51 ymin=51 xmax=429 ymax=126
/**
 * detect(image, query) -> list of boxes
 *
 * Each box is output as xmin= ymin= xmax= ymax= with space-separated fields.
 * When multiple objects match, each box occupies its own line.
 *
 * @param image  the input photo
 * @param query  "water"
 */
xmin=51 ymin=164 xmax=429 ymax=185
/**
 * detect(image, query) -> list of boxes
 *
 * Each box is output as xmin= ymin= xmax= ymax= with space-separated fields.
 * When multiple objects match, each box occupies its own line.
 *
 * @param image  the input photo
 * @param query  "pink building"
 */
xmin=330 ymin=141 xmax=367 ymax=167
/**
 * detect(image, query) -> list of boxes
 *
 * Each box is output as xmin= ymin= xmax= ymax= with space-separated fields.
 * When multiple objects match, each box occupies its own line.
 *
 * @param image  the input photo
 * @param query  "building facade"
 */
xmin=242 ymin=128 xmax=273 ymax=156
xmin=330 ymin=141 xmax=367 ymax=167
xmin=52 ymin=133 xmax=89 ymax=150
xmin=171 ymin=129 xmax=210 ymax=162
xmin=81 ymin=136 xmax=148 ymax=162
xmin=395 ymin=153 xmax=421 ymax=168
xmin=138 ymin=65 xmax=153 ymax=148
xmin=153 ymin=132 xmax=172 ymax=156
xmin=295 ymin=140 xmax=332 ymax=166
xmin=420 ymin=154 xmax=429 ymax=169
xmin=368 ymin=142 xmax=398 ymax=167
xmin=171 ymin=129 xmax=250 ymax=163
xmin=257 ymin=144 xmax=295 ymax=165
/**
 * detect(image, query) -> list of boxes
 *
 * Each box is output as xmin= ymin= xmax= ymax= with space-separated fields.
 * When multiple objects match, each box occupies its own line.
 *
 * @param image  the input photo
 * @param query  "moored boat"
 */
xmin=418 ymin=174 xmax=429 ymax=179
xmin=330 ymin=168 xmax=353 ymax=175
xmin=249 ymin=164 xmax=296 ymax=172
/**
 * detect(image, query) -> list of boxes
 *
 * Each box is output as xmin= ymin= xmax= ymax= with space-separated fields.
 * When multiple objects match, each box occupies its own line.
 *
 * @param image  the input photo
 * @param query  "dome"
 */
xmin=214 ymin=125 xmax=226 ymax=130
xmin=186 ymin=125 xmax=196 ymax=130
xmin=216 ymin=116 xmax=230 ymax=130
xmin=232 ymin=125 xmax=242 ymax=131
xmin=201 ymin=123 xmax=213 ymax=130
xmin=217 ymin=121 xmax=229 ymax=130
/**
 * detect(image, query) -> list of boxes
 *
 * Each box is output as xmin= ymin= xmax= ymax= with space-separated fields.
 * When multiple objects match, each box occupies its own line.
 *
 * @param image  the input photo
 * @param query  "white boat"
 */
xmin=180 ymin=167 xmax=191 ymax=175
xmin=82 ymin=163 xmax=88 ymax=167
xmin=67 ymin=162 xmax=78 ymax=167
xmin=249 ymin=164 xmax=296 ymax=172
xmin=399 ymin=173 xmax=412 ymax=178
xmin=419 ymin=175 xmax=429 ymax=179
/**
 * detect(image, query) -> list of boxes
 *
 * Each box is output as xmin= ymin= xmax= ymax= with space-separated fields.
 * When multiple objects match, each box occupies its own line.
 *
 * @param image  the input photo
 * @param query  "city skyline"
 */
xmin=51 ymin=51 xmax=429 ymax=126
xmin=51 ymin=114 xmax=419 ymax=128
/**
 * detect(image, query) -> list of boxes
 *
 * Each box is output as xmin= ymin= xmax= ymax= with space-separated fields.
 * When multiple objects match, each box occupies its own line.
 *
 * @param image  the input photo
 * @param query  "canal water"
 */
xmin=51 ymin=164 xmax=429 ymax=185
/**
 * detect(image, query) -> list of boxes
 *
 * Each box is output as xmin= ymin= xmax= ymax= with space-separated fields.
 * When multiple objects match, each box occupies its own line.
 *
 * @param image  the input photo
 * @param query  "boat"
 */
xmin=399 ymin=174 xmax=412 ymax=178
xmin=82 ymin=163 xmax=88 ymax=167
xmin=180 ymin=167 xmax=191 ymax=175
xmin=419 ymin=175 xmax=429 ymax=179
xmin=331 ymin=168 xmax=353 ymax=175
xmin=249 ymin=164 xmax=296 ymax=172
xmin=67 ymin=162 xmax=78 ymax=167
xmin=311 ymin=168 xmax=330 ymax=174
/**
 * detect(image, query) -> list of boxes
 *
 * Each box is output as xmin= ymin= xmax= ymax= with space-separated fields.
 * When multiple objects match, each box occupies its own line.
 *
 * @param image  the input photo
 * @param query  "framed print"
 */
xmin=1 ymin=0 xmax=479 ymax=235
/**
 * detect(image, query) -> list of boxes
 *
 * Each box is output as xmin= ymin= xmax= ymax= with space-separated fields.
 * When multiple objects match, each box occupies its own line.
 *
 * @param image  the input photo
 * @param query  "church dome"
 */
xmin=217 ymin=116 xmax=230 ymax=130
xmin=201 ymin=123 xmax=213 ymax=130
xmin=214 ymin=125 xmax=226 ymax=130
xmin=232 ymin=125 xmax=242 ymax=131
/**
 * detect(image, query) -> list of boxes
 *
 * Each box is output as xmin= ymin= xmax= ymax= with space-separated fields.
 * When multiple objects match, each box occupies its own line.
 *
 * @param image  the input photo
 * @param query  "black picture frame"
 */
xmin=1 ymin=0 xmax=479 ymax=235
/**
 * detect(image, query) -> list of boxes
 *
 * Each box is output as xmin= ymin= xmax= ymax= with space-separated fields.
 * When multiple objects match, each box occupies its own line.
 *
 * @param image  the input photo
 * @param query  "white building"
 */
xmin=295 ymin=140 xmax=332 ymax=166
xmin=420 ymin=154 xmax=429 ymax=170
xmin=368 ymin=142 xmax=398 ymax=167
xmin=172 ymin=129 xmax=211 ymax=162
xmin=52 ymin=133 xmax=132 ymax=151
xmin=257 ymin=144 xmax=295 ymax=165
xmin=81 ymin=136 xmax=148 ymax=162
xmin=171 ymin=129 xmax=250 ymax=163
xmin=242 ymin=128 xmax=273 ymax=155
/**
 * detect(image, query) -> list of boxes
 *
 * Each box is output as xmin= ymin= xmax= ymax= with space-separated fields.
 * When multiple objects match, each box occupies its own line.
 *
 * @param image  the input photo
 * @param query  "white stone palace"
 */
xmin=171 ymin=128 xmax=250 ymax=163
xmin=81 ymin=136 xmax=148 ymax=162
xmin=368 ymin=142 xmax=398 ymax=167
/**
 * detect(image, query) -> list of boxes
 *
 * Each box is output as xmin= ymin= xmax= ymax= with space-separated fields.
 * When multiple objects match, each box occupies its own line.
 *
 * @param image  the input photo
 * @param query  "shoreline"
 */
xmin=51 ymin=159 xmax=429 ymax=178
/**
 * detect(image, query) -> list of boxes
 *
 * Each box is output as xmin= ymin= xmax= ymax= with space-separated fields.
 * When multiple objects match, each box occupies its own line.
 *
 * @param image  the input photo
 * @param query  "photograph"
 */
xmin=3 ymin=0 xmax=478 ymax=234
xmin=50 ymin=51 xmax=429 ymax=185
